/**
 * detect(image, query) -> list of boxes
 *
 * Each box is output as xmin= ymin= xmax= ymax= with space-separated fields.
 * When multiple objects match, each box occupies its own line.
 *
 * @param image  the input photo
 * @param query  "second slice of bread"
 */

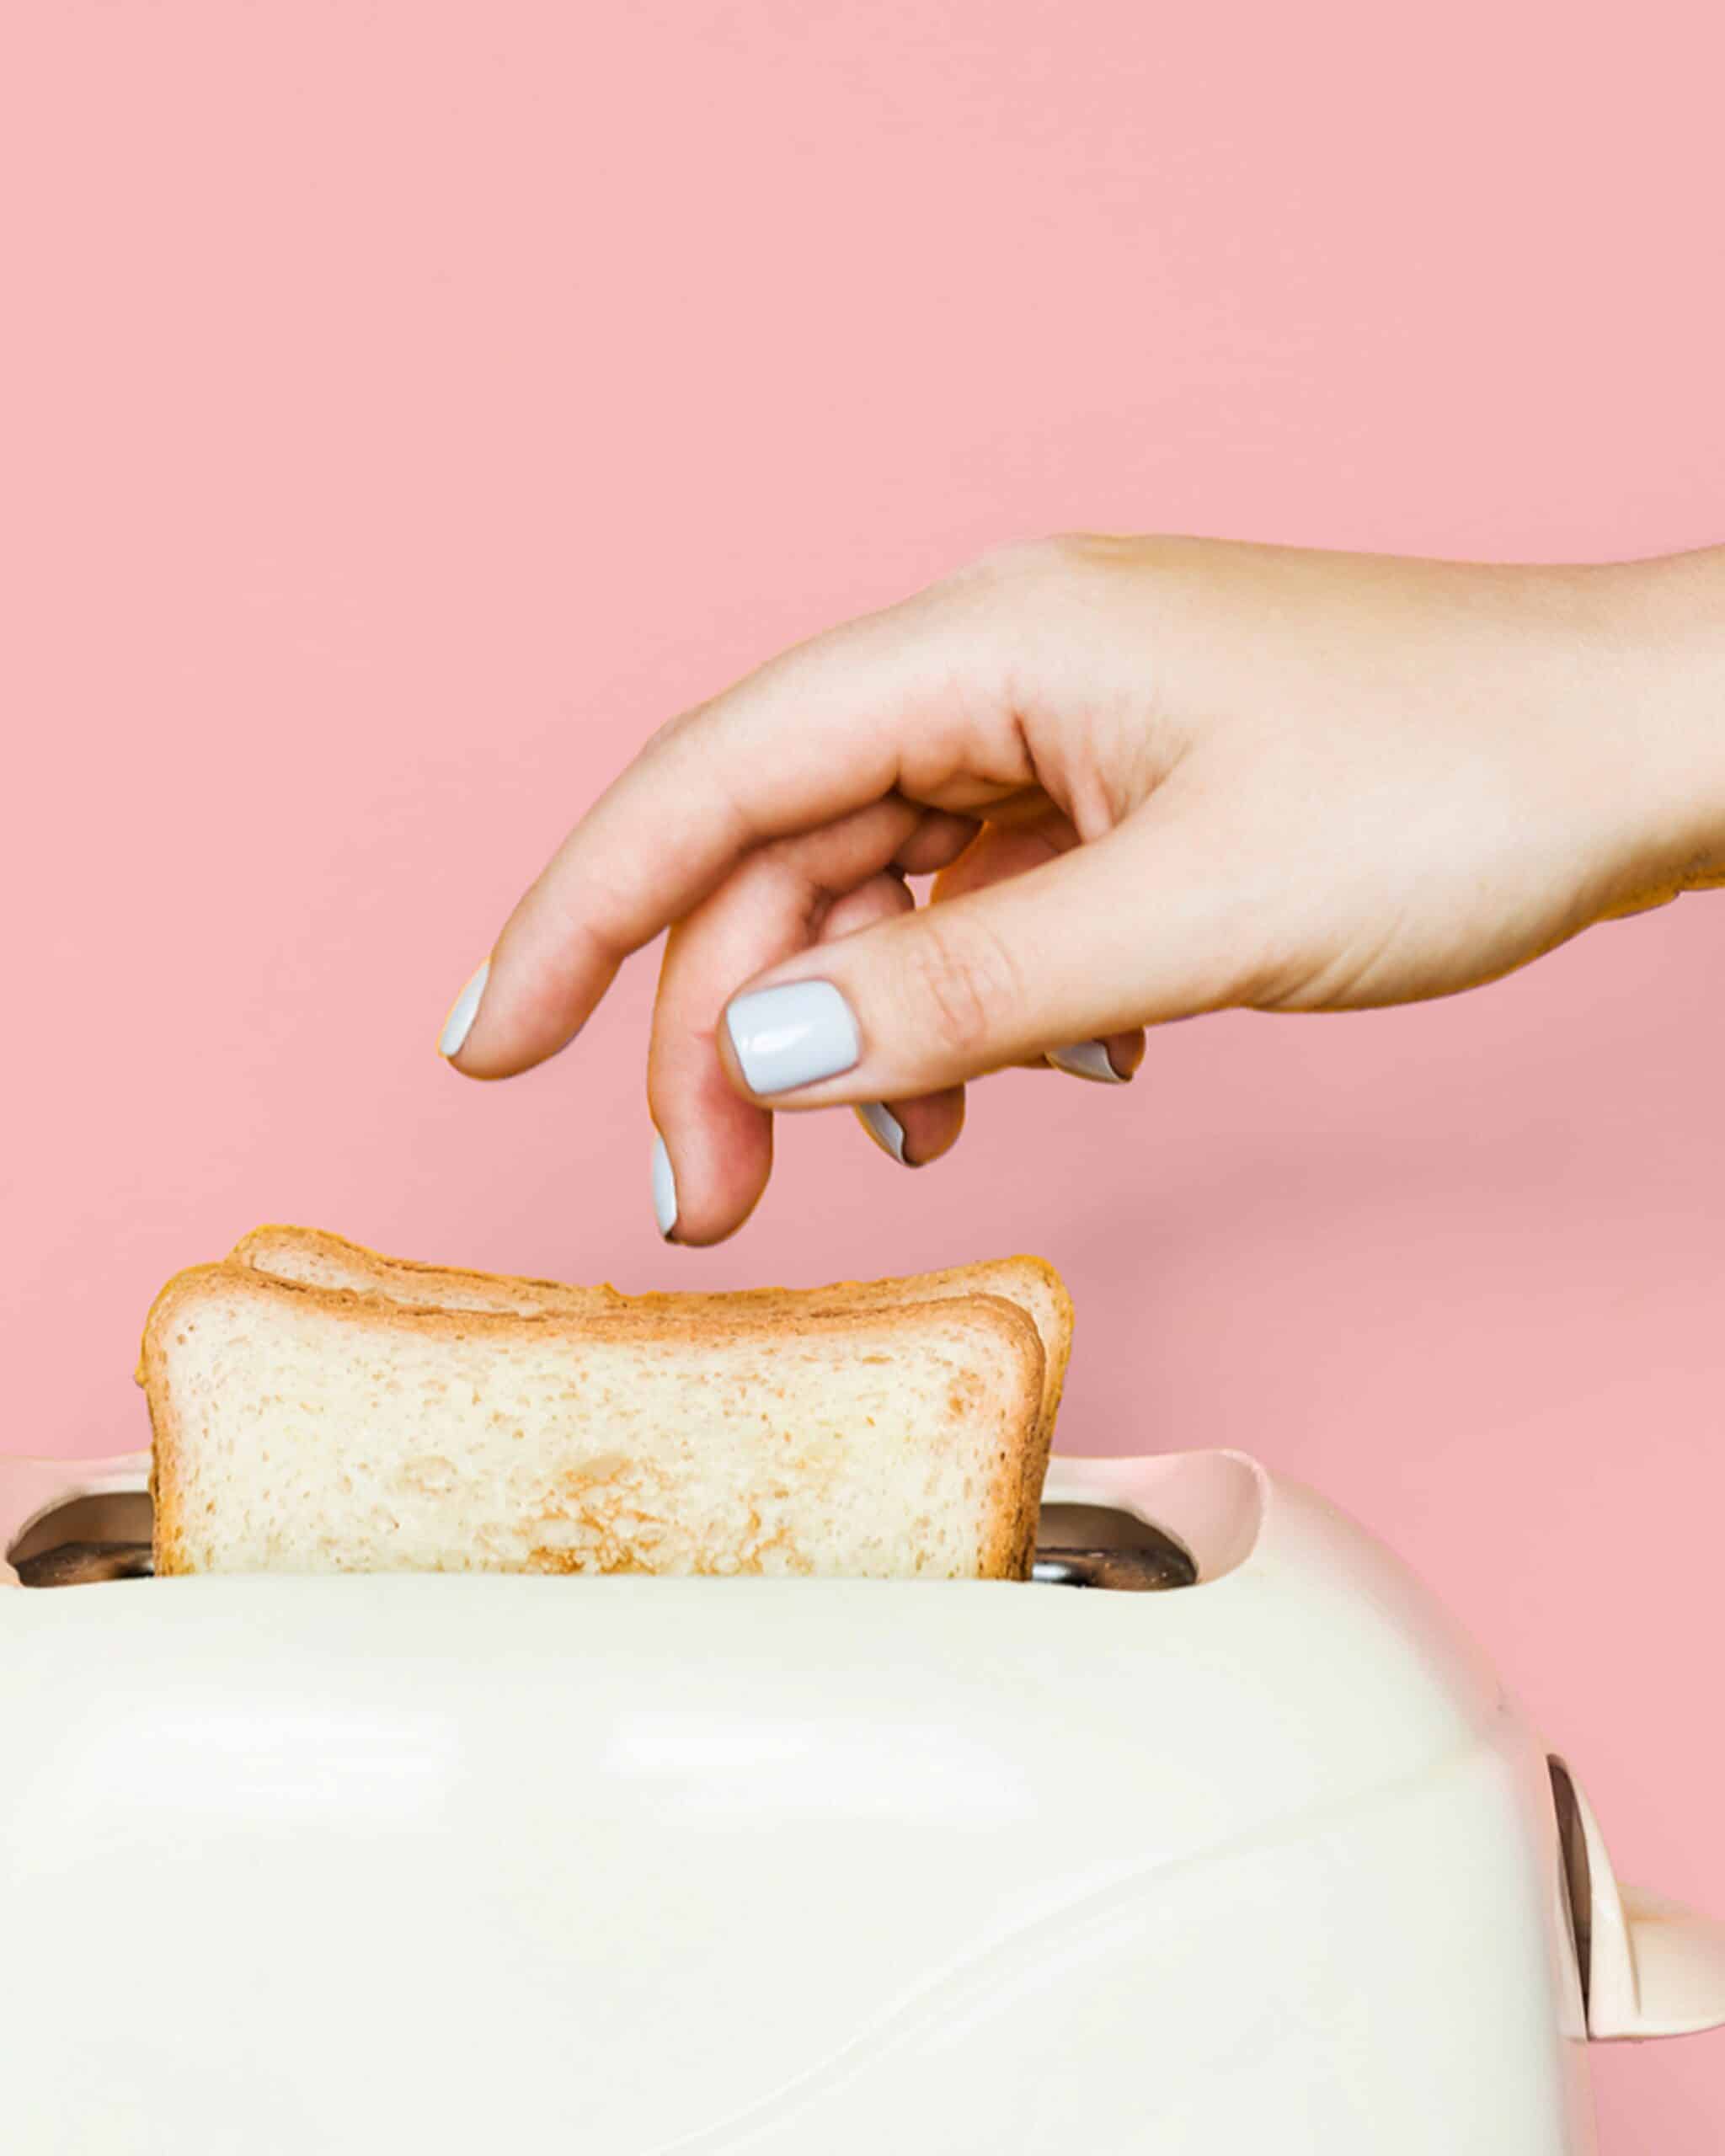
xmin=144 ymin=1266 xmax=1049 ymax=1580
xmin=230 ymin=1224 xmax=1075 ymax=1449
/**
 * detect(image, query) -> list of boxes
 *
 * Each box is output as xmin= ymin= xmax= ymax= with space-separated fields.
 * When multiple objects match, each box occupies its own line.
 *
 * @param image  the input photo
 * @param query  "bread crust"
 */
xmin=230 ymin=1223 xmax=1074 ymax=1448
xmin=142 ymin=1263 xmax=1049 ymax=1582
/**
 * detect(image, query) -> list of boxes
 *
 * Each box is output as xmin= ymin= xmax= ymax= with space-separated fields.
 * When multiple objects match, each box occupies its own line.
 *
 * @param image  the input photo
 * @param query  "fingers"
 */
xmin=893 ymin=810 xmax=981 ymax=878
xmin=446 ymin=579 xmax=1044 ymax=1081
xmin=929 ymin=811 xmax=1075 ymax=902
xmin=646 ymin=798 xmax=954 ymax=1245
xmin=642 ymin=790 xmax=1168 ymax=1245
xmin=1044 ymin=1033 xmax=1146 ymax=1083
xmin=714 ymin=797 xmax=1236 ymax=1108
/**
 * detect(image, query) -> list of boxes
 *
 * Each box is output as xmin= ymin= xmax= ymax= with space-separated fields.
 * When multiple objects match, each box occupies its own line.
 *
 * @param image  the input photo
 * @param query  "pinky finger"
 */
xmin=1044 ymin=1029 xmax=1146 ymax=1084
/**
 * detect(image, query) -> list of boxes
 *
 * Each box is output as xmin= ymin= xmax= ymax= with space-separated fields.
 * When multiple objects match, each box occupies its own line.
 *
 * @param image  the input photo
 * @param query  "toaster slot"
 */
xmin=8 ymin=1491 xmax=153 ymax=1588
xmin=1549 ymin=1758 xmax=1594 ymax=2016
xmin=10 ymin=1492 xmax=1199 ymax=1591
xmin=1031 ymin=1503 xmax=1198 ymax=1590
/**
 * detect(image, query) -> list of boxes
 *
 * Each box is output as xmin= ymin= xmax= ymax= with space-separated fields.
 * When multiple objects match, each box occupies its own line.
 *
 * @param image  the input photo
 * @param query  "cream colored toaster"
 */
xmin=3 ymin=1445 xmax=1721 ymax=2153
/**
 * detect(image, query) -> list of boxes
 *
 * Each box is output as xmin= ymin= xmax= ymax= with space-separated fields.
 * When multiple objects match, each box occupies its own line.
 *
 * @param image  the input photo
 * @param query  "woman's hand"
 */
xmin=436 ymin=536 xmax=1725 ymax=1243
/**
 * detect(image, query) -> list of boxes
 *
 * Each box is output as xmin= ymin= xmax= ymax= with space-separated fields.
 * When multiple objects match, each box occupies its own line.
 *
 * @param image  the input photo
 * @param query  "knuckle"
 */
xmin=1039 ymin=528 xmax=1108 ymax=566
xmin=644 ymin=705 xmax=697 ymax=754
xmin=903 ymin=910 xmax=1022 ymax=1061
xmin=643 ymin=698 xmax=726 ymax=773
xmin=933 ymin=533 xmax=1121 ymax=648
xmin=953 ymin=533 xmax=1075 ymax=593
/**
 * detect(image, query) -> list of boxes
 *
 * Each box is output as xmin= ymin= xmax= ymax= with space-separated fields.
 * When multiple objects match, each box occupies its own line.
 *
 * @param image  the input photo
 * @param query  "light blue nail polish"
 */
xmin=725 ymin=980 xmax=861 ymax=1096
xmin=651 ymin=1133 xmax=679 ymax=1240
xmin=857 ymin=1101 xmax=909 ymax=1164
xmin=1046 ymin=1041 xmax=1127 ymax=1085
xmin=438 ymin=960 xmax=490 ymax=1059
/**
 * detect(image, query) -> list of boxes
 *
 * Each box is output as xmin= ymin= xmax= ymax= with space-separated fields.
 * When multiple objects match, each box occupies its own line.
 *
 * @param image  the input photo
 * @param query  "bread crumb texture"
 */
xmin=144 ymin=1267 xmax=1049 ymax=1582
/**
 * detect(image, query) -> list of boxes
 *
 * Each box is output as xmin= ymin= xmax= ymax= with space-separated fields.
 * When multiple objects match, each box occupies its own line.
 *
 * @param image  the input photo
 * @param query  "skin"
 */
xmin=440 ymin=535 xmax=1725 ymax=1244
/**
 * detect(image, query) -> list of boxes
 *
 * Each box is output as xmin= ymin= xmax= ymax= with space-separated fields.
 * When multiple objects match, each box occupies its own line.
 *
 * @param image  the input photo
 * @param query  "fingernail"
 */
xmin=1047 ymin=1040 xmax=1129 ymax=1085
xmin=651 ymin=1133 xmax=680 ymax=1241
xmin=856 ymin=1102 xmax=912 ymax=1165
xmin=438 ymin=960 xmax=491 ymax=1059
xmin=724 ymin=979 xmax=861 ymax=1097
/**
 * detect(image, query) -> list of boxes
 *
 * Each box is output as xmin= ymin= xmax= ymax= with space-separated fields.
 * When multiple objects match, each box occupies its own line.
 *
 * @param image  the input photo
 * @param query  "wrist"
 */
xmin=1590 ymin=549 xmax=1725 ymax=893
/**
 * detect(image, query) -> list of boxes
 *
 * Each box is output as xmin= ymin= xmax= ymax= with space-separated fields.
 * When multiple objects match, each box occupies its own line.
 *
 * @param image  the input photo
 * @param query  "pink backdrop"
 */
xmin=6 ymin=2 xmax=1723 ymax=2136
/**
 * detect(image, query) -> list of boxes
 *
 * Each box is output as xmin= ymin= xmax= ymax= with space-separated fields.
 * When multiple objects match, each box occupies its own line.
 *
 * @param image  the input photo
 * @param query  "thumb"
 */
xmin=716 ymin=812 xmax=1238 ymax=1107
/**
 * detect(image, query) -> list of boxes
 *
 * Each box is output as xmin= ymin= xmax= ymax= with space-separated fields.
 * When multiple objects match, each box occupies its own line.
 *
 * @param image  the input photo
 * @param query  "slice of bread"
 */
xmin=142 ymin=1265 xmax=1049 ymax=1581
xmin=229 ymin=1224 xmax=1076 ymax=1450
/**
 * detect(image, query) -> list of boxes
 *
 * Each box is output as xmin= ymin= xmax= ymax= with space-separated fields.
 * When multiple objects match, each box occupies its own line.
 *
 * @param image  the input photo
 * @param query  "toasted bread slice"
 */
xmin=143 ymin=1266 xmax=1049 ymax=1580
xmin=231 ymin=1223 xmax=1074 ymax=1447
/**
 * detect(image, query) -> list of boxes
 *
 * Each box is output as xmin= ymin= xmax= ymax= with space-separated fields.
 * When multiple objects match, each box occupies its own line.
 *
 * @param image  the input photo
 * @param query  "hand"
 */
xmin=436 ymin=536 xmax=1725 ymax=1243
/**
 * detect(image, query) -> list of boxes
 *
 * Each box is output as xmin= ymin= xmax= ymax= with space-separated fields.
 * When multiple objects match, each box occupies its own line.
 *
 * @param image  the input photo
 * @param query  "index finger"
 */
xmin=446 ymin=576 xmax=1037 ymax=1078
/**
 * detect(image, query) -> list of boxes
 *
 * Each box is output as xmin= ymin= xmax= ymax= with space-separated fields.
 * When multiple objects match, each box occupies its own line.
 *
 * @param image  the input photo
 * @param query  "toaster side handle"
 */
xmin=1553 ymin=1754 xmax=1725 ymax=2041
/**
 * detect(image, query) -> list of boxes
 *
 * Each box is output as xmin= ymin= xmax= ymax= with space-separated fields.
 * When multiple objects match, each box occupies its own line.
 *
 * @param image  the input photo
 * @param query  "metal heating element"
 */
xmin=1031 ymin=1502 xmax=1197 ymax=1590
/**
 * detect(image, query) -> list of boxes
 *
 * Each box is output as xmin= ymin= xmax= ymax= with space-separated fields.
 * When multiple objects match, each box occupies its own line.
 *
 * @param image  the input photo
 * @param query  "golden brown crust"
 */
xmin=138 ymin=1262 xmax=233 ymax=1576
xmin=145 ymin=1264 xmax=1049 ymax=1581
xmin=229 ymin=1225 xmax=1073 ymax=1447
xmin=230 ymin=1223 xmax=617 ymax=1310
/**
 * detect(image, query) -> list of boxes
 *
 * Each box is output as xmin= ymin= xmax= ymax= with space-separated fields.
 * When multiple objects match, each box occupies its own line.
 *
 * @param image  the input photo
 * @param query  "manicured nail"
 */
xmin=438 ymin=960 xmax=490 ymax=1059
xmin=651 ymin=1133 xmax=679 ymax=1241
xmin=1047 ymin=1040 xmax=1129 ymax=1084
xmin=857 ymin=1102 xmax=911 ymax=1165
xmin=724 ymin=979 xmax=861 ymax=1097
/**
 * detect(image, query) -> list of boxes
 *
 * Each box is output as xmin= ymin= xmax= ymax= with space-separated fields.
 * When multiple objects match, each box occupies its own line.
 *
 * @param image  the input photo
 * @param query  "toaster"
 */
xmin=4 ymin=1444 xmax=1722 ymax=2153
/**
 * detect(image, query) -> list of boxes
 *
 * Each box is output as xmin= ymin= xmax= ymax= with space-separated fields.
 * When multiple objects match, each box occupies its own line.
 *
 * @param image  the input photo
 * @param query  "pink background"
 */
xmin=6 ymin=2 xmax=1723 ymax=2136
